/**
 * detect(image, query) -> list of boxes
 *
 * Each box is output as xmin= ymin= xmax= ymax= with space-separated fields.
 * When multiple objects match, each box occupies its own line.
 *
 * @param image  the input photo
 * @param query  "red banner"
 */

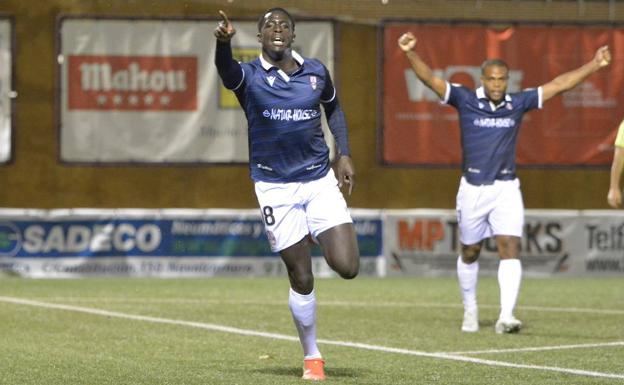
xmin=382 ymin=24 xmax=624 ymax=166
xmin=68 ymin=55 xmax=197 ymax=111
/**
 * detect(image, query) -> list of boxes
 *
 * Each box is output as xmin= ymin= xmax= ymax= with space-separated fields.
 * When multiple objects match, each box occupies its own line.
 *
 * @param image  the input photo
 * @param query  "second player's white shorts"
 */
xmin=456 ymin=177 xmax=524 ymax=245
xmin=254 ymin=169 xmax=353 ymax=252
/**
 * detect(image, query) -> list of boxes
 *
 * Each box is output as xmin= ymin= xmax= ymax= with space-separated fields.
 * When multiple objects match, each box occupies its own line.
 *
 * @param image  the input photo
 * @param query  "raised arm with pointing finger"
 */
xmin=214 ymin=10 xmax=235 ymax=42
xmin=214 ymin=11 xmax=242 ymax=90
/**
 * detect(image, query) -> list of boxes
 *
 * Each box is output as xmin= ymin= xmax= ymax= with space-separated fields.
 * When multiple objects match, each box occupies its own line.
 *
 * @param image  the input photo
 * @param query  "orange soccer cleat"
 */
xmin=302 ymin=358 xmax=325 ymax=381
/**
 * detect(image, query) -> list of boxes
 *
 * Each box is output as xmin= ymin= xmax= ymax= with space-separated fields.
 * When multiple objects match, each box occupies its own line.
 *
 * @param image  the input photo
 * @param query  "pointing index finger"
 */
xmin=218 ymin=10 xmax=230 ymax=26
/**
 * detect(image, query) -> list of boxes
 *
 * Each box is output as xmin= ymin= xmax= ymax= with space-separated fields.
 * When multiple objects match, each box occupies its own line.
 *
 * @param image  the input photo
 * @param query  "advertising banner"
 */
xmin=382 ymin=23 xmax=621 ymax=166
xmin=384 ymin=209 xmax=624 ymax=277
xmin=3 ymin=208 xmax=622 ymax=278
xmin=0 ymin=208 xmax=382 ymax=278
xmin=581 ymin=210 xmax=624 ymax=275
xmin=0 ymin=18 xmax=12 ymax=162
xmin=59 ymin=18 xmax=335 ymax=163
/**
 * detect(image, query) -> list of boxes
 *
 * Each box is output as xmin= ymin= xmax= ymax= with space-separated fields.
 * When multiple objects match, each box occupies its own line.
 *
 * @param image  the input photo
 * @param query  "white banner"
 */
xmin=0 ymin=19 xmax=12 ymax=162
xmin=59 ymin=18 xmax=334 ymax=163
xmin=383 ymin=209 xmax=624 ymax=277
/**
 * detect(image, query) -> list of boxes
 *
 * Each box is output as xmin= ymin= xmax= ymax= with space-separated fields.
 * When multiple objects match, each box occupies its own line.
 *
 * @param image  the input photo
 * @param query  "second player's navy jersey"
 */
xmin=443 ymin=83 xmax=542 ymax=185
xmin=229 ymin=51 xmax=334 ymax=183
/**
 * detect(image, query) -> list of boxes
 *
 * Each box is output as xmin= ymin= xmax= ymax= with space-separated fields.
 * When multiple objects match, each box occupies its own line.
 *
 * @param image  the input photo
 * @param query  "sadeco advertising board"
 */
xmin=0 ymin=209 xmax=383 ymax=278
xmin=0 ymin=219 xmax=270 ymax=258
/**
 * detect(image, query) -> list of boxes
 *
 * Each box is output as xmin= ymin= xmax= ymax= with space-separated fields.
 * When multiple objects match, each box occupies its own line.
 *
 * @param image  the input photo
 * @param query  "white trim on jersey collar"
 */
xmin=259 ymin=50 xmax=304 ymax=82
xmin=292 ymin=50 xmax=304 ymax=65
xmin=475 ymin=86 xmax=512 ymax=102
xmin=259 ymin=50 xmax=305 ymax=70
xmin=476 ymin=87 xmax=511 ymax=111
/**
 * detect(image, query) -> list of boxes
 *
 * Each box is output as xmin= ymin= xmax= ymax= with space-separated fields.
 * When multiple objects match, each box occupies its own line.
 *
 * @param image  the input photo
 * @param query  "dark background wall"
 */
xmin=0 ymin=0 xmax=621 ymax=209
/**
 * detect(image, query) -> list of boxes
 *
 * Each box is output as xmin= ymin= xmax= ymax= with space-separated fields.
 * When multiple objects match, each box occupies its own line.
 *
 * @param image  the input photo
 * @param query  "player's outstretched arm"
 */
xmin=397 ymin=32 xmax=447 ymax=99
xmin=541 ymin=45 xmax=611 ymax=103
xmin=608 ymin=146 xmax=624 ymax=208
xmin=214 ymin=10 xmax=243 ymax=89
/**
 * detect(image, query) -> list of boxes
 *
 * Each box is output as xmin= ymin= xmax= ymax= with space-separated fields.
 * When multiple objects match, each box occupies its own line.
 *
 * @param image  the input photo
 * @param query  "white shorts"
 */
xmin=456 ymin=177 xmax=524 ymax=245
xmin=254 ymin=169 xmax=353 ymax=252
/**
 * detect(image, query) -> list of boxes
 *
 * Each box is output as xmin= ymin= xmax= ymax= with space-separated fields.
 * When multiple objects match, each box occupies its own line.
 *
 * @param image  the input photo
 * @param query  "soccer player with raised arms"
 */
xmin=214 ymin=8 xmax=359 ymax=381
xmin=398 ymin=31 xmax=610 ymax=334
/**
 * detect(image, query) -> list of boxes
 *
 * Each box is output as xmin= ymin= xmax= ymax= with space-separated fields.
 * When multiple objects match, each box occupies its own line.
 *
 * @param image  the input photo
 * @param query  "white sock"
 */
xmin=457 ymin=256 xmax=478 ymax=313
xmin=288 ymin=288 xmax=322 ymax=359
xmin=498 ymin=258 xmax=522 ymax=319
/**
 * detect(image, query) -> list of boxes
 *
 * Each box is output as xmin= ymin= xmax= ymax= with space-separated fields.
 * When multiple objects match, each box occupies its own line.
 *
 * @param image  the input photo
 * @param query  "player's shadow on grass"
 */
xmin=480 ymin=320 xmax=495 ymax=329
xmin=254 ymin=366 xmax=363 ymax=379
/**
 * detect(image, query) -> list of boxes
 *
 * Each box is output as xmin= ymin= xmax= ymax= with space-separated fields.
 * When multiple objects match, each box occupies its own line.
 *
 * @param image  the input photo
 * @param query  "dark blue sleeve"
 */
xmin=215 ymin=40 xmax=244 ymax=90
xmin=320 ymin=66 xmax=350 ymax=156
xmin=447 ymin=83 xmax=470 ymax=109
xmin=520 ymin=88 xmax=541 ymax=111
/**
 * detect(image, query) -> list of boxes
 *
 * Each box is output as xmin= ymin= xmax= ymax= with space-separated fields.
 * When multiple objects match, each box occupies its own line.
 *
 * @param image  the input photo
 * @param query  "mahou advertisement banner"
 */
xmin=382 ymin=23 xmax=622 ymax=166
xmin=67 ymin=55 xmax=198 ymax=111
xmin=0 ymin=19 xmax=12 ymax=163
xmin=59 ymin=18 xmax=334 ymax=163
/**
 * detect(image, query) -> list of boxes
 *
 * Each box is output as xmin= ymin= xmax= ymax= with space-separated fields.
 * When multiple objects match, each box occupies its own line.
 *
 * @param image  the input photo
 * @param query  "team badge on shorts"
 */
xmin=265 ymin=230 xmax=277 ymax=248
xmin=309 ymin=76 xmax=317 ymax=90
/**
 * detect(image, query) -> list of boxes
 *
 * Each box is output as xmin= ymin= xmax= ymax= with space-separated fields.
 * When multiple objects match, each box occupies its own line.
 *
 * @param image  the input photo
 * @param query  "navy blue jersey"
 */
xmin=443 ymin=83 xmax=542 ymax=185
xmin=221 ymin=49 xmax=341 ymax=183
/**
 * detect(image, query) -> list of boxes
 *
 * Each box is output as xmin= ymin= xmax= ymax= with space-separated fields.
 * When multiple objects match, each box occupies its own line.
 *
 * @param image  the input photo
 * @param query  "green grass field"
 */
xmin=0 ymin=276 xmax=622 ymax=384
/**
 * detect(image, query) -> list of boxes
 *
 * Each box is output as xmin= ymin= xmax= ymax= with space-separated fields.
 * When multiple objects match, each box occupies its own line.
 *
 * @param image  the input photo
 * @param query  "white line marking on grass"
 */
xmin=324 ymin=302 xmax=624 ymax=316
xmin=514 ymin=305 xmax=624 ymax=316
xmin=32 ymin=297 xmax=624 ymax=315
xmin=0 ymin=296 xmax=301 ymax=343
xmin=443 ymin=341 xmax=624 ymax=355
xmin=317 ymin=340 xmax=624 ymax=380
xmin=2 ymin=296 xmax=624 ymax=380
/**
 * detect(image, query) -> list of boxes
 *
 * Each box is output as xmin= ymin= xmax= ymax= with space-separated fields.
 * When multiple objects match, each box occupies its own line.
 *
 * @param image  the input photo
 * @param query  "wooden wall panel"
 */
xmin=0 ymin=1 xmax=618 ymax=209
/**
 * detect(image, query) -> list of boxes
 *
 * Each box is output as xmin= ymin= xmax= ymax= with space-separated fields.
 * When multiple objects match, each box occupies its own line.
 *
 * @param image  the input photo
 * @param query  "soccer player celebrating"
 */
xmin=214 ymin=8 xmax=359 ymax=380
xmin=398 ymin=31 xmax=610 ymax=334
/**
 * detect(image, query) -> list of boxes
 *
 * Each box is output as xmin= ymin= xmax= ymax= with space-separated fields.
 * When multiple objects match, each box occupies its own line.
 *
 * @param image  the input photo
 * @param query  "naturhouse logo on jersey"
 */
xmin=68 ymin=55 xmax=198 ymax=111
xmin=219 ymin=48 xmax=260 ymax=109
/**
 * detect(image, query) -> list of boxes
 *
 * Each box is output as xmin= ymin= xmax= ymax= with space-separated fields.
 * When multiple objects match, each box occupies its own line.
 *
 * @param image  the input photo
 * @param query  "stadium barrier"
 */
xmin=0 ymin=208 xmax=622 ymax=278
